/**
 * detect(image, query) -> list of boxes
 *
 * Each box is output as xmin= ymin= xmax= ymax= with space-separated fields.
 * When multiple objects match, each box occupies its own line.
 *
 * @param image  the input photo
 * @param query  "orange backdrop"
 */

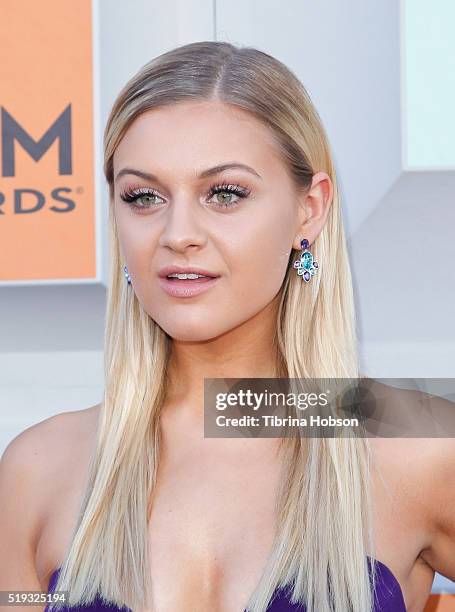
xmin=0 ymin=0 xmax=96 ymax=281
xmin=425 ymin=594 xmax=455 ymax=611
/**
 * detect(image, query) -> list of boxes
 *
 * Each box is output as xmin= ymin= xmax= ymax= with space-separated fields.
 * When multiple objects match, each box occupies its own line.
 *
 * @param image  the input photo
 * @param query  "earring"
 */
xmin=123 ymin=265 xmax=132 ymax=285
xmin=293 ymin=238 xmax=319 ymax=282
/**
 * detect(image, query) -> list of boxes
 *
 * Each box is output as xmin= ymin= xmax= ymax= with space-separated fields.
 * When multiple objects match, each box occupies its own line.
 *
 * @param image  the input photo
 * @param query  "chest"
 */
xmin=144 ymin=439 xmax=284 ymax=611
xmin=37 ymin=440 xmax=432 ymax=611
xmin=138 ymin=440 xmax=429 ymax=611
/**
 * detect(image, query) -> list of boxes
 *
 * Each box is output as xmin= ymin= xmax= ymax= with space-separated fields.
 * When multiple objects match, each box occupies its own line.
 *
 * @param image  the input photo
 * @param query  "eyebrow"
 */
xmin=114 ymin=162 xmax=262 ymax=183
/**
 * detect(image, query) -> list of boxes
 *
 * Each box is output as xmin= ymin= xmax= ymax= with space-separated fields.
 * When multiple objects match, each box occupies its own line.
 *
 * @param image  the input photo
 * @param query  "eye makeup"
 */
xmin=119 ymin=181 xmax=251 ymax=212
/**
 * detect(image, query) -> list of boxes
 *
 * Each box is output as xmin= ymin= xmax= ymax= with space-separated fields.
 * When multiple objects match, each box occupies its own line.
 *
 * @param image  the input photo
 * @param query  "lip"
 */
xmin=158 ymin=264 xmax=219 ymax=278
xmin=158 ymin=275 xmax=220 ymax=298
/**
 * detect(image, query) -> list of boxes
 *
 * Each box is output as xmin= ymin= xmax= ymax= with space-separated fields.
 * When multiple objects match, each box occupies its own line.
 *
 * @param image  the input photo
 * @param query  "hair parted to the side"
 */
xmin=49 ymin=41 xmax=378 ymax=612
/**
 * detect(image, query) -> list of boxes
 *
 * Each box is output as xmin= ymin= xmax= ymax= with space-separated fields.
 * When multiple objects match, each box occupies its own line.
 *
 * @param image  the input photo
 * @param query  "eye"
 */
xmin=206 ymin=182 xmax=250 ymax=208
xmin=120 ymin=187 xmax=164 ymax=210
xmin=119 ymin=181 xmax=251 ymax=212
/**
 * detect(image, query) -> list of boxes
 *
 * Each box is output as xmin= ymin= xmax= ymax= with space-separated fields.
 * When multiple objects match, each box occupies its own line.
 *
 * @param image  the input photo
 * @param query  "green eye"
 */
xmin=120 ymin=187 xmax=164 ymax=209
xmin=207 ymin=182 xmax=250 ymax=208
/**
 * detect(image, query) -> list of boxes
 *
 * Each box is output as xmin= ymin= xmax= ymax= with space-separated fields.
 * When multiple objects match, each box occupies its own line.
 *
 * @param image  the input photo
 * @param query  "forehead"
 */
xmin=113 ymin=100 xmax=287 ymax=181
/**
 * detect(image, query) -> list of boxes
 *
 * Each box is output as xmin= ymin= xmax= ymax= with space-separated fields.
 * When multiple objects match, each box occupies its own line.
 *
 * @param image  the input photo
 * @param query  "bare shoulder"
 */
xmin=416 ymin=435 xmax=455 ymax=582
xmin=370 ymin=434 xmax=455 ymax=509
xmin=1 ymin=403 xmax=100 ymax=478
xmin=394 ymin=435 xmax=455 ymax=583
xmin=366 ymin=380 xmax=455 ymax=509
xmin=0 ymin=404 xmax=101 ymax=590
xmin=367 ymin=380 xmax=455 ymax=584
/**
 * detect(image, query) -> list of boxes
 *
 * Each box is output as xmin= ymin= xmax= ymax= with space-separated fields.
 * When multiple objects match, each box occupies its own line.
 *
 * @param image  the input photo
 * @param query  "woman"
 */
xmin=1 ymin=41 xmax=454 ymax=612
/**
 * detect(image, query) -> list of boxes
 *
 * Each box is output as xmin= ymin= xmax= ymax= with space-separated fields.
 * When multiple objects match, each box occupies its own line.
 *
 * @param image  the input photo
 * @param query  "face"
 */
xmin=112 ymin=100 xmax=323 ymax=342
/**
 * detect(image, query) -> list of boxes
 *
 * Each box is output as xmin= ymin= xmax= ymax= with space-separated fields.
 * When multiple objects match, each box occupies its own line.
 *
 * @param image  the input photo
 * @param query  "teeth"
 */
xmin=167 ymin=273 xmax=208 ymax=279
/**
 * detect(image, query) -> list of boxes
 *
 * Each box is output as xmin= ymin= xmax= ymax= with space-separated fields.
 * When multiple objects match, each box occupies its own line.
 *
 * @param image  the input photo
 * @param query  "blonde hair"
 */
xmin=50 ymin=41 xmax=377 ymax=612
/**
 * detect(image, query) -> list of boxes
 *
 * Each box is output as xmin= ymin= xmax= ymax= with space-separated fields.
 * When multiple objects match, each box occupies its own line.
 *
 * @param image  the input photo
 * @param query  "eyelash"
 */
xmin=119 ymin=182 xmax=251 ymax=211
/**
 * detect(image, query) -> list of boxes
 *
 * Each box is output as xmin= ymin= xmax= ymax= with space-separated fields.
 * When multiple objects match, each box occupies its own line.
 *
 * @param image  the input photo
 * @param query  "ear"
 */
xmin=292 ymin=171 xmax=334 ymax=250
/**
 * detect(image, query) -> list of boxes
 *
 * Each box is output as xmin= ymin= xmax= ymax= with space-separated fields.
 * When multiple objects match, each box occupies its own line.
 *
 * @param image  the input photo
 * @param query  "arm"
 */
xmin=420 ymin=437 xmax=455 ymax=583
xmin=0 ymin=424 xmax=49 ymax=609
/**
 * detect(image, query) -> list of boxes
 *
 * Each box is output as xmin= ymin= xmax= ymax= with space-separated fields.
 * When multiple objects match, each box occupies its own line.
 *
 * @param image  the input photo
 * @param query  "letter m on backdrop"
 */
xmin=1 ymin=104 xmax=72 ymax=177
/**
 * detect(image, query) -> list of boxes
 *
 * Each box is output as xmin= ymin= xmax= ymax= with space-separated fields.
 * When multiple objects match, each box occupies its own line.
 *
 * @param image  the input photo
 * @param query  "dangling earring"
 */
xmin=123 ymin=265 xmax=132 ymax=285
xmin=293 ymin=238 xmax=319 ymax=282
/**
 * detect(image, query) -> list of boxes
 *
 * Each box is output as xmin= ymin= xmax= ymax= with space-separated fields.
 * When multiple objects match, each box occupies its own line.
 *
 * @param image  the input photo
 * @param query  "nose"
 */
xmin=158 ymin=195 xmax=207 ymax=253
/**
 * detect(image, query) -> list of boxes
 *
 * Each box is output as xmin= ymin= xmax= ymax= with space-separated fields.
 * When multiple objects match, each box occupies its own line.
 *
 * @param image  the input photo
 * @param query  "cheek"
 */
xmin=116 ymin=213 xmax=157 ymax=266
xmin=228 ymin=211 xmax=293 ymax=299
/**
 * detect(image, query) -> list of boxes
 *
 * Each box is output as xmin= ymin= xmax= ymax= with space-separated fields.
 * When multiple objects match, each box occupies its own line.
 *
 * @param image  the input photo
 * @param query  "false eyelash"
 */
xmin=120 ymin=186 xmax=162 ymax=207
xmin=119 ymin=182 xmax=251 ymax=211
xmin=206 ymin=182 xmax=250 ymax=207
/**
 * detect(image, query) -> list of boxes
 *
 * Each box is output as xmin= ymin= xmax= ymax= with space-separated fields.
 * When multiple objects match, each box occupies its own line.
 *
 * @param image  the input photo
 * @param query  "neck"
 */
xmin=165 ymin=294 xmax=284 ymax=415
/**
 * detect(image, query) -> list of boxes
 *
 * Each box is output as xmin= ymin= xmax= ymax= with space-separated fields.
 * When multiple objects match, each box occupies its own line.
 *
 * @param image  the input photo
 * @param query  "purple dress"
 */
xmin=45 ymin=556 xmax=406 ymax=611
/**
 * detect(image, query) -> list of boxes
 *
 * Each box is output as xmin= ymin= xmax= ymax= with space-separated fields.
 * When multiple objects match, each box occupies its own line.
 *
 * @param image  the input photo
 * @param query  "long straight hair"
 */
xmin=50 ymin=41 xmax=377 ymax=612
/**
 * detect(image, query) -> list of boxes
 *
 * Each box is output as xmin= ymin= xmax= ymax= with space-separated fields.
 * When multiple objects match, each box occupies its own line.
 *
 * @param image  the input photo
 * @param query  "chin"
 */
xmin=156 ymin=319 xmax=228 ymax=343
xmin=166 ymin=329 xmax=225 ymax=343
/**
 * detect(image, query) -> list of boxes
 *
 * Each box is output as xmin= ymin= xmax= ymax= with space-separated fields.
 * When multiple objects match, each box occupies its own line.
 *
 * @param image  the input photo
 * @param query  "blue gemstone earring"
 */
xmin=293 ymin=238 xmax=319 ymax=282
xmin=123 ymin=265 xmax=132 ymax=285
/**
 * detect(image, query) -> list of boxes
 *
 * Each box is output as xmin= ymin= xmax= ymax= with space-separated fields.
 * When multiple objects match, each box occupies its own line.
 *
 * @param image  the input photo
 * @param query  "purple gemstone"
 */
xmin=301 ymin=238 xmax=309 ymax=249
xmin=313 ymin=261 xmax=319 ymax=268
xmin=303 ymin=271 xmax=310 ymax=281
